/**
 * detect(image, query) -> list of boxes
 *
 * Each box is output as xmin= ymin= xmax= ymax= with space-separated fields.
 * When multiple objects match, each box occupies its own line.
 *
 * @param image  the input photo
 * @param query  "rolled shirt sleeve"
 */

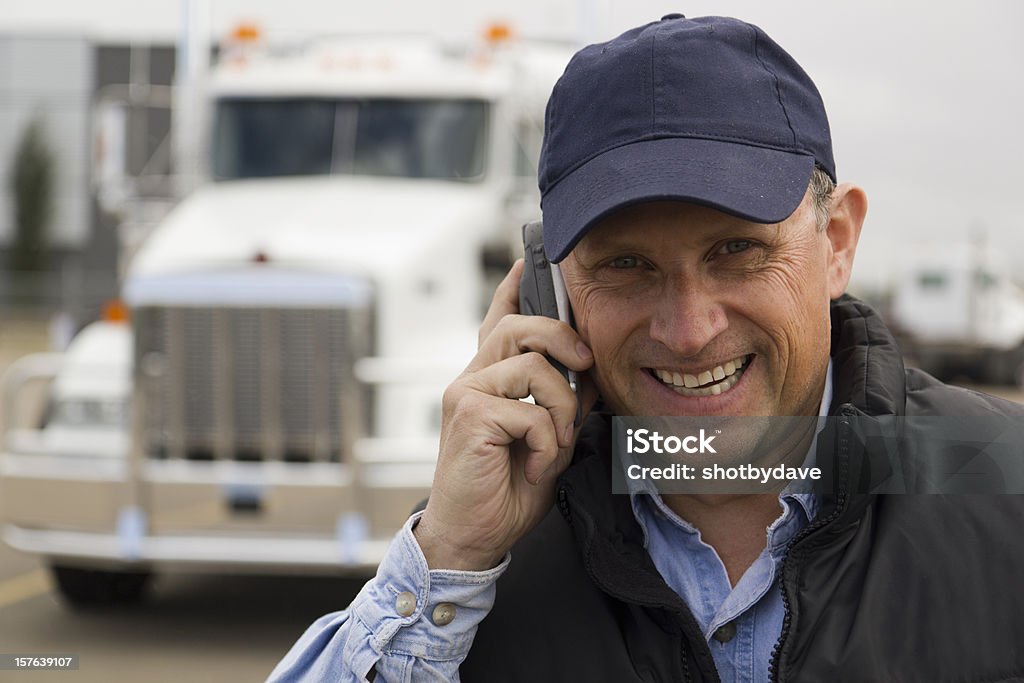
xmin=267 ymin=512 xmax=510 ymax=682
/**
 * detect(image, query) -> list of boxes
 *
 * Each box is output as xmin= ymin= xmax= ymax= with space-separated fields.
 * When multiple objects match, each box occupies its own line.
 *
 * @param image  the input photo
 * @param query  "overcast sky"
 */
xmin=3 ymin=0 xmax=1023 ymax=289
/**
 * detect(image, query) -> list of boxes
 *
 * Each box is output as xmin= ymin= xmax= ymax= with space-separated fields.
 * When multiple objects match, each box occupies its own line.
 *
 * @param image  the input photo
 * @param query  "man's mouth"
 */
xmin=647 ymin=354 xmax=752 ymax=398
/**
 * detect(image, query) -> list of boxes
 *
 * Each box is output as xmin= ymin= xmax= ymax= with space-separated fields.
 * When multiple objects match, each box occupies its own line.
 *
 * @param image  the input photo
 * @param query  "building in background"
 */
xmin=0 ymin=33 xmax=174 ymax=325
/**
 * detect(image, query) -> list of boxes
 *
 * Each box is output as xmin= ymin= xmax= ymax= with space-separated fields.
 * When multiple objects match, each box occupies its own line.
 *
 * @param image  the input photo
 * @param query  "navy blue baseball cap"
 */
xmin=539 ymin=14 xmax=835 ymax=263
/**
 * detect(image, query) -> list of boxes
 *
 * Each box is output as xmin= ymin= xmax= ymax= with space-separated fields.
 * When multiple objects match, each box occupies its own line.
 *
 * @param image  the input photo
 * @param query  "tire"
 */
xmin=50 ymin=565 xmax=152 ymax=608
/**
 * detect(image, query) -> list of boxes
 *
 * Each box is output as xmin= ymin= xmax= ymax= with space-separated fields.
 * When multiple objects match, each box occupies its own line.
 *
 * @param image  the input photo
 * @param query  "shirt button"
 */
xmin=395 ymin=591 xmax=416 ymax=617
xmin=432 ymin=603 xmax=457 ymax=626
xmin=712 ymin=622 xmax=737 ymax=643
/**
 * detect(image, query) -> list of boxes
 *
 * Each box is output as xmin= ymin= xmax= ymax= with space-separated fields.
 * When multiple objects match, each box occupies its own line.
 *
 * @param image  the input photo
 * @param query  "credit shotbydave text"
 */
xmin=624 ymin=428 xmax=821 ymax=482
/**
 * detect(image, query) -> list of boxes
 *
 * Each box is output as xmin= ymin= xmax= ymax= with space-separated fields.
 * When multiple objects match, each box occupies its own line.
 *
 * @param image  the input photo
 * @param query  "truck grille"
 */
xmin=134 ymin=306 xmax=371 ymax=462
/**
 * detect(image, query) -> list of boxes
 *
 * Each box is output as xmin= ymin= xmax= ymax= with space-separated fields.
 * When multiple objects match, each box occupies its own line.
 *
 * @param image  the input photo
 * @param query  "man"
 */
xmin=271 ymin=15 xmax=1024 ymax=682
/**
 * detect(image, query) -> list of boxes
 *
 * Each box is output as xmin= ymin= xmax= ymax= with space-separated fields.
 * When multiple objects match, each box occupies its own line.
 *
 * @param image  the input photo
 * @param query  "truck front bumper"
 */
xmin=2 ymin=523 xmax=391 ymax=575
xmin=1 ymin=438 xmax=435 ymax=575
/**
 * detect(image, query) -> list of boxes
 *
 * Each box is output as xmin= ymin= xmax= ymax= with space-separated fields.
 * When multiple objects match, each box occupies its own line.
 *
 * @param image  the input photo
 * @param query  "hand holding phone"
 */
xmin=414 ymin=240 xmax=593 ymax=572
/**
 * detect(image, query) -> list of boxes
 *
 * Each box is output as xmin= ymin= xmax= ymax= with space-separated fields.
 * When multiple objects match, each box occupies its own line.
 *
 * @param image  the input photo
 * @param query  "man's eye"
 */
xmin=609 ymin=255 xmax=641 ymax=268
xmin=719 ymin=240 xmax=752 ymax=255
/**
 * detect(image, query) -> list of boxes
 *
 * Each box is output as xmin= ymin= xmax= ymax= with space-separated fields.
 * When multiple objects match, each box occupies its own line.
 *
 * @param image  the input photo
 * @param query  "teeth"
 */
xmin=651 ymin=355 xmax=750 ymax=398
xmin=671 ymin=369 xmax=742 ymax=398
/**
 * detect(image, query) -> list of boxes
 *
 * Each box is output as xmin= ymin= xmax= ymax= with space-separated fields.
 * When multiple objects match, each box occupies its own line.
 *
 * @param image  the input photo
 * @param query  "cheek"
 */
xmin=570 ymin=293 xmax=594 ymax=340
xmin=777 ymin=292 xmax=833 ymax=395
xmin=570 ymin=290 xmax=646 ymax=377
xmin=754 ymin=250 xmax=822 ymax=301
xmin=573 ymin=297 xmax=618 ymax=362
xmin=755 ymin=245 xmax=830 ymax=309
xmin=738 ymin=259 xmax=831 ymax=367
xmin=568 ymin=285 xmax=629 ymax=343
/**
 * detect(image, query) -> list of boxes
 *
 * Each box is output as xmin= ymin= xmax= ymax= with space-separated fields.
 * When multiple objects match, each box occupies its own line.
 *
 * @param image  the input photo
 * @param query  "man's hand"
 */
xmin=413 ymin=260 xmax=596 ymax=571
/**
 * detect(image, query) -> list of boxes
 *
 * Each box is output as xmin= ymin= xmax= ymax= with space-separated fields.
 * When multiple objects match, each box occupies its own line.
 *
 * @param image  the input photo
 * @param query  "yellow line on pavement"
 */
xmin=0 ymin=569 xmax=52 ymax=610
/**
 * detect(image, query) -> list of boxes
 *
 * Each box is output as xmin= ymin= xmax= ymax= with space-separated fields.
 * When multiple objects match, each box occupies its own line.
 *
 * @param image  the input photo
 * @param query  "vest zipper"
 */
xmin=680 ymin=641 xmax=692 ymax=683
xmin=768 ymin=406 xmax=855 ymax=682
xmin=557 ymin=486 xmax=572 ymax=524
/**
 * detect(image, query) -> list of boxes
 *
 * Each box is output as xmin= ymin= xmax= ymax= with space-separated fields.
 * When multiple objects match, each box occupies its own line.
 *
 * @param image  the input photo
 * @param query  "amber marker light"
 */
xmin=102 ymin=299 xmax=130 ymax=324
xmin=231 ymin=23 xmax=262 ymax=43
xmin=484 ymin=22 xmax=513 ymax=44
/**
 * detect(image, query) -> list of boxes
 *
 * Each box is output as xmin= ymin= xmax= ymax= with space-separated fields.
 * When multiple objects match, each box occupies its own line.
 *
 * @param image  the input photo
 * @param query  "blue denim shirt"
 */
xmin=268 ymin=511 xmax=510 ymax=682
xmin=269 ymin=366 xmax=832 ymax=682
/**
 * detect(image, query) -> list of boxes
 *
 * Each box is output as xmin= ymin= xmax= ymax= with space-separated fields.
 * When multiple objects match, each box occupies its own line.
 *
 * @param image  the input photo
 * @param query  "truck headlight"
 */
xmin=53 ymin=399 xmax=129 ymax=428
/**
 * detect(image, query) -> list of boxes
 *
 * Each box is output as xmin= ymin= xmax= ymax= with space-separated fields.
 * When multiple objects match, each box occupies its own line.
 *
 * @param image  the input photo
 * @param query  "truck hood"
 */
xmin=127 ymin=176 xmax=498 ymax=281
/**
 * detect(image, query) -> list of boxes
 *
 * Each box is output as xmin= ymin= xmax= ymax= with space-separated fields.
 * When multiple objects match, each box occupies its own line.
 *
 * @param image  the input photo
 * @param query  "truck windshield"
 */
xmin=212 ymin=98 xmax=488 ymax=181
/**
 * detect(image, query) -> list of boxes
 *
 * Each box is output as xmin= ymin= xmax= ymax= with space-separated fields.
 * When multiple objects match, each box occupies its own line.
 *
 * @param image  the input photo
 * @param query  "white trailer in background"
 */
xmin=890 ymin=241 xmax=1024 ymax=386
xmin=0 ymin=28 xmax=573 ymax=607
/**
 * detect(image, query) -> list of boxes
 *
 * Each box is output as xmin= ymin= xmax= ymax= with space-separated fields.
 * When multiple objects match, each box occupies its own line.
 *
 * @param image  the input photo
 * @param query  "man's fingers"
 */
xmin=469 ymin=314 xmax=592 ymax=375
xmin=479 ymin=259 xmax=525 ymax=346
xmin=457 ymin=259 xmax=594 ymax=486
xmin=452 ymin=392 xmax=562 ymax=485
xmin=462 ymin=353 xmax=580 ymax=448
xmin=485 ymin=398 xmax=566 ymax=486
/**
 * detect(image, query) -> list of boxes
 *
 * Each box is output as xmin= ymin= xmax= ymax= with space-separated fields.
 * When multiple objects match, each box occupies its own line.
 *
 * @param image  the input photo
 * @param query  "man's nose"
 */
xmin=648 ymin=274 xmax=729 ymax=357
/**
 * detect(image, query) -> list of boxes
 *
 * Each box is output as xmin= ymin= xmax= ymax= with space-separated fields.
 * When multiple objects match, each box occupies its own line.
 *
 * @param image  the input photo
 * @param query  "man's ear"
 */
xmin=824 ymin=183 xmax=868 ymax=299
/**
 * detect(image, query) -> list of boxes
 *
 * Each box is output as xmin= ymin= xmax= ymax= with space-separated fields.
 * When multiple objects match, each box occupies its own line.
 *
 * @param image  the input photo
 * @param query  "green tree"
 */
xmin=9 ymin=117 xmax=54 ymax=272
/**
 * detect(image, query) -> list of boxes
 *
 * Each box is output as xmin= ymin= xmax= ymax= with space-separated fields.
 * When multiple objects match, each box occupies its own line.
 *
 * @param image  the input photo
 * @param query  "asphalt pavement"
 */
xmin=0 ymin=544 xmax=365 ymax=682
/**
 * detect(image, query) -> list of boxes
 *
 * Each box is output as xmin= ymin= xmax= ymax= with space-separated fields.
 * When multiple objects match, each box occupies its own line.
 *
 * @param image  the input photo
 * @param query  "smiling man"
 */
xmin=270 ymin=15 xmax=1024 ymax=683
xmin=560 ymin=197 xmax=854 ymax=421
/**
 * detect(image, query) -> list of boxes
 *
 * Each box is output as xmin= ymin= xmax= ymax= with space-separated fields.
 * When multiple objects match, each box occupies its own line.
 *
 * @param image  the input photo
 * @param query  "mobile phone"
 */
xmin=519 ymin=221 xmax=580 ymax=420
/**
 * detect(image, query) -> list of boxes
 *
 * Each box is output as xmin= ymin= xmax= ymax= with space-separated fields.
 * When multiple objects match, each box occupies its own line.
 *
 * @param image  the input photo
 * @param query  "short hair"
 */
xmin=809 ymin=166 xmax=835 ymax=231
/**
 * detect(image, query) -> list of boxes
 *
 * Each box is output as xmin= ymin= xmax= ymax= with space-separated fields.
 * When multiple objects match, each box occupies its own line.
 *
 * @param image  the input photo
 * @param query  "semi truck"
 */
xmin=889 ymin=240 xmax=1024 ymax=387
xmin=0 ymin=27 xmax=572 ymax=606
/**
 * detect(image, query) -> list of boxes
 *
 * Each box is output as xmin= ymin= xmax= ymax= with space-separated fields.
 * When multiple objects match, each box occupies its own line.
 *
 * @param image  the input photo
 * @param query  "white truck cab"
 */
xmin=0 ymin=30 xmax=572 ymax=606
xmin=890 ymin=241 xmax=1024 ymax=386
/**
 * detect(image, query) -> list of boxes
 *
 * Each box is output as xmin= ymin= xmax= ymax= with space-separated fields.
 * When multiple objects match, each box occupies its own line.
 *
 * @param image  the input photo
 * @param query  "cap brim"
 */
xmin=541 ymin=137 xmax=816 ymax=263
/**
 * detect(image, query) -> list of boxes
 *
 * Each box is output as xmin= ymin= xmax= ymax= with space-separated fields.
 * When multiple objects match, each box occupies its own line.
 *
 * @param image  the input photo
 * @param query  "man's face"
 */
xmin=560 ymin=195 xmax=840 ymax=418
